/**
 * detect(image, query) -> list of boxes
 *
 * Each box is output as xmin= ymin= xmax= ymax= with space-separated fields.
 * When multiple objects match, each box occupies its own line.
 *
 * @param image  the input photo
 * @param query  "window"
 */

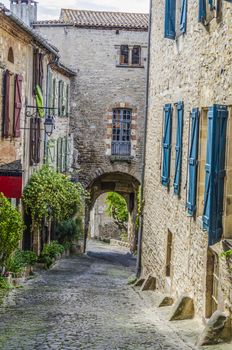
xmin=196 ymin=108 xmax=208 ymax=217
xmin=33 ymin=49 xmax=44 ymax=93
xmin=2 ymin=70 xmax=22 ymax=138
xmin=161 ymin=104 xmax=172 ymax=186
xmin=187 ymin=108 xmax=200 ymax=216
xmin=199 ymin=0 xmax=222 ymax=24
xmin=112 ymin=109 xmax=131 ymax=156
xmin=29 ymin=117 xmax=41 ymax=165
xmin=164 ymin=0 xmax=187 ymax=39
xmin=8 ymin=47 xmax=14 ymax=64
xmin=202 ymin=105 xmax=228 ymax=246
xmin=120 ymin=45 xmax=129 ymax=65
xmin=205 ymin=250 xmax=219 ymax=318
xmin=119 ymin=45 xmax=142 ymax=67
xmin=132 ymin=46 xmax=141 ymax=65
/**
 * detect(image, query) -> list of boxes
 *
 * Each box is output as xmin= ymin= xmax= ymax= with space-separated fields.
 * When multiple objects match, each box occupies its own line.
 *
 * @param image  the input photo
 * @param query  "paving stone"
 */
xmin=0 ymin=241 xmax=201 ymax=349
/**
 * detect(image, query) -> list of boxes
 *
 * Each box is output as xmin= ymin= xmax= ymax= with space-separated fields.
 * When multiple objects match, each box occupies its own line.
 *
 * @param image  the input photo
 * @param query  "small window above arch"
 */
xmin=8 ymin=47 xmax=14 ymax=64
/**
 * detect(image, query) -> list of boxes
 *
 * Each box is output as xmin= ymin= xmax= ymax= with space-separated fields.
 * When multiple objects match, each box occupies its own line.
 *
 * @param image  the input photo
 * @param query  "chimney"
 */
xmin=10 ymin=0 xmax=38 ymax=27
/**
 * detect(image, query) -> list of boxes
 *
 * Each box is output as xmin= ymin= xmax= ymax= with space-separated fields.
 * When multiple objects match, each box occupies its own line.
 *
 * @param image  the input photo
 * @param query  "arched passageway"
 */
xmin=84 ymin=172 xmax=140 ymax=252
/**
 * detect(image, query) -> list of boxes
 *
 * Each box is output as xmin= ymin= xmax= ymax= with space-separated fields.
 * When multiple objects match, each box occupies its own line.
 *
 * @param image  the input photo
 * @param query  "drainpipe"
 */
xmin=136 ymin=0 xmax=153 ymax=278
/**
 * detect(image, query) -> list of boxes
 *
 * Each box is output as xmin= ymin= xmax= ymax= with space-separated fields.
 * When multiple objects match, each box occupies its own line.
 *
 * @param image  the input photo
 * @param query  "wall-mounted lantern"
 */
xmin=44 ymin=115 xmax=55 ymax=136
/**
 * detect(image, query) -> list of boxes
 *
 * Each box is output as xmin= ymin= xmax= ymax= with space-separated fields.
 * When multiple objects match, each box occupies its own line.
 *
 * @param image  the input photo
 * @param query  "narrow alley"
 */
xmin=0 ymin=242 xmax=203 ymax=350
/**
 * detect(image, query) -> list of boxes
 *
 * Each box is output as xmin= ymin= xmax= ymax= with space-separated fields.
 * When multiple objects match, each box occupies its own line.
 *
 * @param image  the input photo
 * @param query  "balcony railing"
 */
xmin=111 ymin=141 xmax=131 ymax=157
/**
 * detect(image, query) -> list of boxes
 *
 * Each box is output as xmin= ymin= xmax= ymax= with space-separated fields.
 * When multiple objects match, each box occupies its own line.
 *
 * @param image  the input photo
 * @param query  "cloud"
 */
xmin=1 ymin=0 xmax=149 ymax=19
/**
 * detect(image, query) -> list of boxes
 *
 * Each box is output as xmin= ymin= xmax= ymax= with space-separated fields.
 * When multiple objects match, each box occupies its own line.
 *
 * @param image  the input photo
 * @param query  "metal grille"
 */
xmin=112 ymin=108 xmax=131 ymax=156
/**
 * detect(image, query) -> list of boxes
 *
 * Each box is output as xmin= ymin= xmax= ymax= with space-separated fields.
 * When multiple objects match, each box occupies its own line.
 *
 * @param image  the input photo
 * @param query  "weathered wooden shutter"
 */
xmin=35 ymin=118 xmax=41 ymax=163
xmin=32 ymin=49 xmax=37 ymax=94
xmin=162 ymin=104 xmax=172 ymax=186
xmin=29 ymin=118 xmax=36 ymax=165
xmin=58 ymin=81 xmax=63 ymax=116
xmin=173 ymin=102 xmax=184 ymax=195
xmin=48 ymin=69 xmax=53 ymax=109
xmin=164 ymin=0 xmax=176 ymax=39
xmin=62 ymin=83 xmax=67 ymax=117
xmin=203 ymin=105 xmax=228 ymax=246
xmin=38 ymin=53 xmax=44 ymax=91
xmin=187 ymin=108 xmax=200 ymax=216
xmin=2 ymin=70 xmax=10 ymax=137
xmin=66 ymin=136 xmax=72 ymax=170
xmin=66 ymin=85 xmax=70 ymax=116
xmin=13 ymin=74 xmax=23 ymax=137
xmin=46 ymin=140 xmax=55 ymax=167
xmin=180 ymin=0 xmax=187 ymax=33
xmin=62 ymin=137 xmax=67 ymax=171
xmin=57 ymin=138 xmax=62 ymax=172
xmin=199 ymin=0 xmax=206 ymax=22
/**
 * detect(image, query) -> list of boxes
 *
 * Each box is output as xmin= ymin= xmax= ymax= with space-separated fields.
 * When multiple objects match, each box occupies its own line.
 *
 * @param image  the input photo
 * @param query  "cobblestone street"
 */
xmin=0 ymin=241 xmax=229 ymax=350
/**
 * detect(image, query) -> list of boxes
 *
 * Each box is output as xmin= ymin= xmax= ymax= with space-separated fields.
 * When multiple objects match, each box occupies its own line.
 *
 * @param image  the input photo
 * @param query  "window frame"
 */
xmin=111 ymin=108 xmax=132 ymax=157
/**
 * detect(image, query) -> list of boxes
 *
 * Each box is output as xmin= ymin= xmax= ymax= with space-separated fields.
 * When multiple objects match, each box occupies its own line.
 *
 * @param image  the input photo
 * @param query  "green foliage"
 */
xmin=221 ymin=249 xmax=232 ymax=258
xmin=0 ymin=193 xmax=24 ymax=267
xmin=41 ymin=241 xmax=64 ymax=259
xmin=40 ymin=241 xmax=65 ymax=269
xmin=22 ymin=166 xmax=87 ymax=231
xmin=55 ymin=217 xmax=83 ymax=243
xmin=7 ymin=249 xmax=38 ymax=274
xmin=0 ymin=276 xmax=11 ymax=290
xmin=62 ymin=242 xmax=73 ymax=251
xmin=106 ymin=192 xmax=128 ymax=230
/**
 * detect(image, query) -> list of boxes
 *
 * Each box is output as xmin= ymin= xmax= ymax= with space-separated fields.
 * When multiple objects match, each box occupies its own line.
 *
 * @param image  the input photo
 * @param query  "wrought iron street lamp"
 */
xmin=44 ymin=115 xmax=55 ymax=136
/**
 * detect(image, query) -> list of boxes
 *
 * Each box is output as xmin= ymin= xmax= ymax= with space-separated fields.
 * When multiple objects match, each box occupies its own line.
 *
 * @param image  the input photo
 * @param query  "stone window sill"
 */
xmin=109 ymin=155 xmax=134 ymax=163
xmin=116 ymin=65 xmax=144 ymax=69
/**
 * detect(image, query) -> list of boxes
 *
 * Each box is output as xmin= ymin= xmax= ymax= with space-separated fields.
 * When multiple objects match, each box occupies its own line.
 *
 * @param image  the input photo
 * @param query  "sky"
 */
xmin=1 ymin=0 xmax=149 ymax=19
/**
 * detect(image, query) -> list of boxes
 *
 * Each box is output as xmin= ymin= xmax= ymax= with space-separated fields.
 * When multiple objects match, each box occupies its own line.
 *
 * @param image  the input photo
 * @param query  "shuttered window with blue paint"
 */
xmin=162 ymin=104 xmax=172 ymax=187
xmin=164 ymin=0 xmax=176 ymax=39
xmin=180 ymin=0 xmax=188 ymax=33
xmin=202 ymin=105 xmax=228 ymax=246
xmin=187 ymin=108 xmax=200 ymax=215
xmin=173 ymin=102 xmax=184 ymax=195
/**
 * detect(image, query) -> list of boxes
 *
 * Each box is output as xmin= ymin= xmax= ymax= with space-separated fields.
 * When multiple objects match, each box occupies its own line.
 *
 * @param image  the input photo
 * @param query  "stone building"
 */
xmin=141 ymin=0 xmax=232 ymax=343
xmin=0 ymin=2 xmax=75 ymax=254
xmin=33 ymin=9 xmax=149 ymax=248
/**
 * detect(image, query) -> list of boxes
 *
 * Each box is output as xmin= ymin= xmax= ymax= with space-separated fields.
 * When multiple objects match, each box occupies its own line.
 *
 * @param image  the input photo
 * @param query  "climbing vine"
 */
xmin=22 ymin=166 xmax=87 ymax=231
xmin=0 ymin=193 xmax=24 ymax=267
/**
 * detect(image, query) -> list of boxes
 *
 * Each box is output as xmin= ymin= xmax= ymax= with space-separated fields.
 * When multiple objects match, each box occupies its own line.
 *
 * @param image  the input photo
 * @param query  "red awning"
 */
xmin=0 ymin=175 xmax=22 ymax=199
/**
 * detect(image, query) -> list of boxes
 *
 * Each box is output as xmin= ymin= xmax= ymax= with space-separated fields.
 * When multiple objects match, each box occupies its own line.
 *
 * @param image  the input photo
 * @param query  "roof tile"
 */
xmin=35 ymin=9 xmax=149 ymax=30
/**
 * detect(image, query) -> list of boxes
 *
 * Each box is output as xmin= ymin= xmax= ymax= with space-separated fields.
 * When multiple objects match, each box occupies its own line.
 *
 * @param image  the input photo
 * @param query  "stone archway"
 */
xmin=84 ymin=172 xmax=140 ymax=253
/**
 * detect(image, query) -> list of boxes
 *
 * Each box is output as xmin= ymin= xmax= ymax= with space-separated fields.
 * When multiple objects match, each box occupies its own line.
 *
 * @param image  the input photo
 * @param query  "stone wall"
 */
xmin=34 ymin=25 xmax=148 ymax=188
xmin=142 ymin=0 xmax=232 ymax=321
xmin=89 ymin=193 xmax=121 ymax=241
xmin=0 ymin=14 xmax=48 ymax=188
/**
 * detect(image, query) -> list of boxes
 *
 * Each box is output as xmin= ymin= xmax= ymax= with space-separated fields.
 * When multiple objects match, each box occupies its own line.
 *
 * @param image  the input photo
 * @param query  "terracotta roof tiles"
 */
xmin=35 ymin=9 xmax=149 ymax=30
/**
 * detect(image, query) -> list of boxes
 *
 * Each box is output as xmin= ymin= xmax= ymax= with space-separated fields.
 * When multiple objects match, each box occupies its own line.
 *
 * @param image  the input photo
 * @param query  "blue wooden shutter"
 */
xmin=180 ymin=0 xmax=187 ymax=33
xmin=203 ymin=105 xmax=228 ymax=246
xmin=174 ymin=102 xmax=184 ymax=195
xmin=199 ymin=0 xmax=206 ymax=22
xmin=187 ymin=108 xmax=200 ymax=215
xmin=162 ymin=104 xmax=172 ymax=186
xmin=164 ymin=0 xmax=176 ymax=39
